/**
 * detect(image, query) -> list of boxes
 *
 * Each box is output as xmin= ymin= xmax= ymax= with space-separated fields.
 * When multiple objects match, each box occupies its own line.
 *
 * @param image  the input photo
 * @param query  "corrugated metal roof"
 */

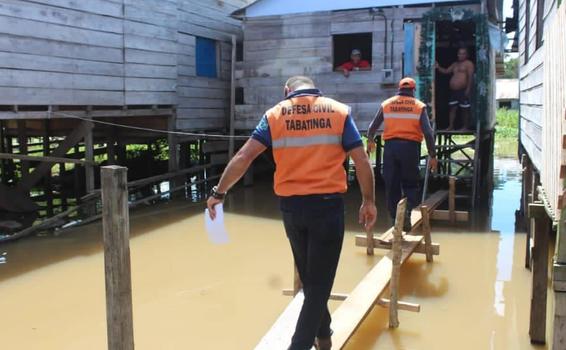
xmin=496 ymin=79 xmax=519 ymax=100
xmin=233 ymin=0 xmax=472 ymax=18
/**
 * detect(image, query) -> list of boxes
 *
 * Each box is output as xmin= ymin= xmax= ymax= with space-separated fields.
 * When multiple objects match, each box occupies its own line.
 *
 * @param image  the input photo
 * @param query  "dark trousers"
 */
xmin=383 ymin=139 xmax=421 ymax=220
xmin=280 ymin=194 xmax=345 ymax=350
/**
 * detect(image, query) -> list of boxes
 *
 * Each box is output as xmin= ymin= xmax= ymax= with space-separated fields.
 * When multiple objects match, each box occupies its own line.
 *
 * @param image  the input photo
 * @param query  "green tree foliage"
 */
xmin=503 ymin=58 xmax=518 ymax=78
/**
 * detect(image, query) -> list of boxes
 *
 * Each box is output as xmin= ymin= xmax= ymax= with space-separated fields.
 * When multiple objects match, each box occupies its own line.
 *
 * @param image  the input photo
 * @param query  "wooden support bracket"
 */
xmin=389 ymin=198 xmax=407 ymax=329
xmin=377 ymin=298 xmax=421 ymax=313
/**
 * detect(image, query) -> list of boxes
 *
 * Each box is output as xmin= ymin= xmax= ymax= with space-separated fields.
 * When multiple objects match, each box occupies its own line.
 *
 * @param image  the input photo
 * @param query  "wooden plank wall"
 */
xmin=124 ymin=0 xmax=178 ymax=105
xmin=518 ymin=0 xmax=558 ymax=172
xmin=0 ymin=0 xmax=126 ymax=105
xmin=541 ymin=3 xmax=565 ymax=217
xmin=0 ymin=0 xmax=255 ymax=130
xmin=176 ymin=0 xmax=250 ymax=131
xmin=235 ymin=5 xmax=481 ymax=131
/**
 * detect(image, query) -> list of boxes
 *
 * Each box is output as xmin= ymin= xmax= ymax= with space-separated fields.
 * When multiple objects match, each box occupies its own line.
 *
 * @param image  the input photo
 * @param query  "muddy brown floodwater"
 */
xmin=0 ymin=158 xmax=554 ymax=349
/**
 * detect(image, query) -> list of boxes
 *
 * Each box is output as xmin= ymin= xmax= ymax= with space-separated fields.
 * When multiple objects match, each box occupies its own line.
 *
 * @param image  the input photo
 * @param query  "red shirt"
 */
xmin=339 ymin=60 xmax=371 ymax=71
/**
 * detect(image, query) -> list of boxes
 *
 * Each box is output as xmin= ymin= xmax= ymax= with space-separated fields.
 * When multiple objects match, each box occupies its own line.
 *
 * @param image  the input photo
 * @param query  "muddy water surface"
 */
xmin=0 ymin=159 xmax=552 ymax=349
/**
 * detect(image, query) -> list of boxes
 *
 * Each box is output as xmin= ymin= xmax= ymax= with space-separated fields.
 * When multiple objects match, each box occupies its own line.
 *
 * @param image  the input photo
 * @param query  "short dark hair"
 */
xmin=285 ymin=76 xmax=315 ymax=90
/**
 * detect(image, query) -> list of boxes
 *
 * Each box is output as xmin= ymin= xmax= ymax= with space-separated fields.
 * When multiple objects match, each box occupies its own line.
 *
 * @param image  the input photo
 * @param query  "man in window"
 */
xmin=435 ymin=47 xmax=475 ymax=130
xmin=336 ymin=49 xmax=371 ymax=77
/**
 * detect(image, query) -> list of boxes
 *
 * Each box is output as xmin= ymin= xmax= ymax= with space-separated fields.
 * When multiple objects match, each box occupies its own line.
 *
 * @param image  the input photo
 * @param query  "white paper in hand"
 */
xmin=204 ymin=203 xmax=230 ymax=244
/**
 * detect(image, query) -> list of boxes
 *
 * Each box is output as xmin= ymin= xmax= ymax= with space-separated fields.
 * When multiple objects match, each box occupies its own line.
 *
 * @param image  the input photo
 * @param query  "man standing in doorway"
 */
xmin=207 ymin=76 xmax=377 ymax=350
xmin=436 ymin=47 xmax=475 ymax=130
xmin=367 ymin=77 xmax=437 ymax=231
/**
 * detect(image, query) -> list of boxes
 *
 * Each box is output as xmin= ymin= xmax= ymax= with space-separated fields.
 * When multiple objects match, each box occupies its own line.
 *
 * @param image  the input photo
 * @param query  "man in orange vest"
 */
xmin=367 ymin=77 xmax=437 ymax=231
xmin=207 ymin=76 xmax=377 ymax=350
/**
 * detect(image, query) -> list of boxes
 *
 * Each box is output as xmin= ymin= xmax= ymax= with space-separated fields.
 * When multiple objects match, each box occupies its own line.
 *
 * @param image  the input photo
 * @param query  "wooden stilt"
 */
xmin=0 ymin=120 xmax=5 ymax=184
xmin=17 ymin=120 xmax=29 ymax=177
xmin=522 ymin=154 xmax=533 ymax=268
xmin=449 ymin=176 xmax=456 ymax=224
xmin=73 ymin=145 xmax=81 ymax=202
xmin=59 ymin=162 xmax=68 ymax=211
xmin=44 ymin=119 xmax=53 ymax=216
xmin=420 ymin=205 xmax=433 ymax=262
xmin=389 ymin=198 xmax=407 ymax=329
xmin=101 ymin=166 xmax=134 ymax=350
xmin=528 ymin=202 xmax=550 ymax=344
xmin=84 ymin=109 xmax=95 ymax=193
xmin=366 ymin=225 xmax=375 ymax=256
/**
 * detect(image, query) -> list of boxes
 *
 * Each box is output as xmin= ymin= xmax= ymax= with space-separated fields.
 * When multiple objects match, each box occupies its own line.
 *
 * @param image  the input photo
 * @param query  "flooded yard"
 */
xmin=0 ymin=158 xmax=553 ymax=349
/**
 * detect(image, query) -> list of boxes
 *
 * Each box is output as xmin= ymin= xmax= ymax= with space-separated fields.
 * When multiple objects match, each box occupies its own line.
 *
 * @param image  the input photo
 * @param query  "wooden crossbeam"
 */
xmin=0 ymin=152 xmax=91 ymax=165
xmin=331 ymin=234 xmax=424 ymax=348
xmin=359 ymin=190 xmax=448 ymax=249
xmin=355 ymin=235 xmax=440 ymax=255
xmin=432 ymin=210 xmax=469 ymax=222
xmin=377 ymin=298 xmax=421 ymax=313
xmin=282 ymin=289 xmax=348 ymax=301
xmin=18 ymin=120 xmax=93 ymax=191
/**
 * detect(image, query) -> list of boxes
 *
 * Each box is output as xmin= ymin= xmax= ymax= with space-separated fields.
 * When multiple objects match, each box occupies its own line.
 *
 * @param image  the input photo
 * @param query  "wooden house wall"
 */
xmin=518 ymin=0 xmax=558 ymax=171
xmin=235 ymin=4 xmax=481 ymax=131
xmin=0 ymin=0 xmax=126 ymax=105
xmin=176 ymin=0 xmax=251 ymax=131
xmin=541 ymin=3 xmax=565 ymax=217
xmin=0 ymin=0 xmax=255 ymax=131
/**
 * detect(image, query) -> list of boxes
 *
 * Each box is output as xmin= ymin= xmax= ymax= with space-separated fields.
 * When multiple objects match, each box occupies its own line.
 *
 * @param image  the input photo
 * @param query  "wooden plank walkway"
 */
xmin=255 ymin=192 xmax=448 ymax=349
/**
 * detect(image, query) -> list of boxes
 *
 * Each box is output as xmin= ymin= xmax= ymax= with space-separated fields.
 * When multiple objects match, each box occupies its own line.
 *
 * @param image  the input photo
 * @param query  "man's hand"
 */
xmin=429 ymin=157 xmax=438 ymax=173
xmin=343 ymin=68 xmax=350 ymax=78
xmin=359 ymin=200 xmax=377 ymax=232
xmin=367 ymin=140 xmax=376 ymax=154
xmin=207 ymin=196 xmax=223 ymax=220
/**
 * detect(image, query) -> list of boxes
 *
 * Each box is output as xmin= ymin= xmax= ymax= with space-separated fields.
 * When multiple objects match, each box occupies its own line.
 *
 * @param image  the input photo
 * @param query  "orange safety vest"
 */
xmin=266 ymin=95 xmax=350 ymax=197
xmin=382 ymin=95 xmax=426 ymax=142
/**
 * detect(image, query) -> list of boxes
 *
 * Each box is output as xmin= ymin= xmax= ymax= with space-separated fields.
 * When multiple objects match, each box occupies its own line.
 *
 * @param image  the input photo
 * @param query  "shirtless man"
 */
xmin=436 ymin=47 xmax=474 ymax=130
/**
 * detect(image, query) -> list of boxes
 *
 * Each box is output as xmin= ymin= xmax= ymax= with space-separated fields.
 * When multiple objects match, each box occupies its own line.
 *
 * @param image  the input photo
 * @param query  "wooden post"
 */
xmin=366 ymin=225 xmax=374 ymax=256
xmin=59 ymin=162 xmax=68 ymax=211
xmin=449 ymin=176 xmax=456 ymax=225
xmin=85 ymin=109 xmax=95 ymax=193
xmin=228 ymin=34 xmax=237 ymax=159
xmin=44 ymin=120 xmax=53 ymax=216
xmin=522 ymin=154 xmax=533 ymax=268
xmin=101 ymin=166 xmax=134 ymax=350
xmin=293 ymin=264 xmax=302 ymax=296
xmin=529 ymin=202 xmax=550 ymax=344
xmin=420 ymin=205 xmax=433 ymax=262
xmin=389 ymin=198 xmax=407 ymax=328
xmin=17 ymin=120 xmax=29 ymax=177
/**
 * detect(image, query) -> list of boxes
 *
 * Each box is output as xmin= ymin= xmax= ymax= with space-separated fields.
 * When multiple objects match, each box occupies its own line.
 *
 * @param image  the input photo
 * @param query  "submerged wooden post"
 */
xmin=366 ymin=226 xmax=374 ymax=256
xmin=101 ymin=166 xmax=134 ymax=350
xmin=420 ymin=205 xmax=433 ymax=262
xmin=449 ymin=176 xmax=456 ymax=225
xmin=389 ymin=198 xmax=407 ymax=328
xmin=528 ymin=202 xmax=549 ymax=344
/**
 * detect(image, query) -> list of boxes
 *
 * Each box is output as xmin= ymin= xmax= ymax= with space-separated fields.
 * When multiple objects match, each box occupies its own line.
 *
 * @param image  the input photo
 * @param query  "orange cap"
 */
xmin=399 ymin=77 xmax=416 ymax=89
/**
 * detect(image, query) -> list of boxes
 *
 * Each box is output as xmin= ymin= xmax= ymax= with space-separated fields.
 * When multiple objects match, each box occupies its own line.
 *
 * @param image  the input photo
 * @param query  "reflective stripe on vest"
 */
xmin=272 ymin=135 xmax=342 ymax=149
xmin=266 ymin=96 xmax=350 ymax=197
xmin=382 ymin=95 xmax=425 ymax=142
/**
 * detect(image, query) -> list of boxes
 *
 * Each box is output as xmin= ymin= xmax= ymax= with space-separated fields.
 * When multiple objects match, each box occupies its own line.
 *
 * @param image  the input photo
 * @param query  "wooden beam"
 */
xmin=17 ymin=120 xmax=29 ymax=177
xmin=0 ymin=152 xmax=91 ymax=165
xmin=421 ymin=206 xmax=433 ymax=263
xmin=84 ymin=110 xmax=95 ymax=193
xmin=101 ymin=166 xmax=134 ymax=350
xmin=331 ymin=234 xmax=425 ymax=348
xmin=359 ymin=190 xmax=448 ymax=246
xmin=529 ymin=210 xmax=550 ymax=344
xmin=449 ymin=176 xmax=456 ymax=224
xmin=431 ymin=210 xmax=469 ymax=222
xmin=229 ymin=34 xmax=237 ymax=159
xmin=377 ymin=298 xmax=421 ymax=313
xmin=18 ymin=120 xmax=93 ymax=191
xmin=389 ymin=198 xmax=407 ymax=328
xmin=354 ymin=235 xmax=440 ymax=255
